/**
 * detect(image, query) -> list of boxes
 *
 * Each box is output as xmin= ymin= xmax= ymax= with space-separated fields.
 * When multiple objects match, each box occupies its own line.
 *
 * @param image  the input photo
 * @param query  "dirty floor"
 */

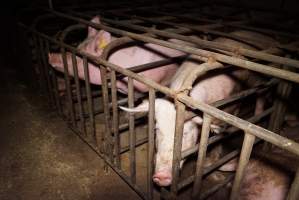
xmin=0 ymin=64 xmax=140 ymax=199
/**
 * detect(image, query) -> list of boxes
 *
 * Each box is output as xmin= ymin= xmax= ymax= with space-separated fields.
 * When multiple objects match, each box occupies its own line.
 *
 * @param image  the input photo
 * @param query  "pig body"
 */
xmin=121 ymin=30 xmax=284 ymax=193
xmin=216 ymin=155 xmax=290 ymax=200
xmin=49 ymin=16 xmax=184 ymax=93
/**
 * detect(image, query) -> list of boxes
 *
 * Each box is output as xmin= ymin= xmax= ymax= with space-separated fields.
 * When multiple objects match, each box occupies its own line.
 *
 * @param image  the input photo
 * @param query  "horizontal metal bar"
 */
xmin=43 ymin=10 xmax=299 ymax=83
xmin=181 ymin=107 xmax=273 ymax=159
xmin=120 ymin=137 xmax=148 ymax=154
xmin=20 ymin=22 xmax=299 ymax=157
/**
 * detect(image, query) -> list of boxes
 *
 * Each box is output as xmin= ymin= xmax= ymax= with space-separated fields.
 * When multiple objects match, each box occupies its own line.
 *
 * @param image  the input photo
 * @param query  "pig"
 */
xmin=120 ymin=30 xmax=276 ymax=187
xmin=216 ymin=155 xmax=290 ymax=200
xmin=48 ymin=16 xmax=186 ymax=93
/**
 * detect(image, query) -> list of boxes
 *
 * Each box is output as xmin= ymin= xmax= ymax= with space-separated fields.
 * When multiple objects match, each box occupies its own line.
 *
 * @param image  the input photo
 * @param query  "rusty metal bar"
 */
xmin=287 ymin=168 xmax=299 ymax=200
xmin=21 ymin=27 xmax=299 ymax=157
xmin=61 ymin=47 xmax=76 ymax=126
xmin=182 ymin=105 xmax=274 ymax=159
xmin=145 ymin=9 xmax=299 ymax=39
xmin=268 ymin=79 xmax=293 ymax=133
xmin=178 ymin=139 xmax=261 ymax=190
xmin=147 ymin=88 xmax=155 ymax=200
xmin=46 ymin=10 xmax=299 ymax=73
xmin=120 ymin=137 xmax=148 ymax=154
xmin=45 ymin=40 xmax=62 ymax=115
xmin=111 ymin=69 xmax=120 ymax=168
xmin=38 ymin=36 xmax=55 ymax=107
xmin=106 ymin=11 xmax=270 ymax=49
xmin=71 ymin=52 xmax=86 ymax=134
xmin=200 ymin=173 xmax=234 ymax=200
xmin=99 ymin=62 xmax=113 ymax=165
xmin=100 ymin=17 xmax=298 ymax=68
xmin=192 ymin=113 xmax=212 ymax=198
xmin=82 ymin=56 xmax=96 ymax=144
xmin=28 ymin=12 xmax=299 ymax=84
xmin=128 ymin=77 xmax=136 ymax=184
xmin=170 ymin=99 xmax=186 ymax=196
xmin=68 ymin=124 xmax=148 ymax=200
xmin=230 ymin=131 xmax=256 ymax=200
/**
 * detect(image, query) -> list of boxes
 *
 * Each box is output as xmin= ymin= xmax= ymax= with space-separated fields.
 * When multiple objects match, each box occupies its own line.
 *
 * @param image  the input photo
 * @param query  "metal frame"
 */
xmin=19 ymin=3 xmax=299 ymax=200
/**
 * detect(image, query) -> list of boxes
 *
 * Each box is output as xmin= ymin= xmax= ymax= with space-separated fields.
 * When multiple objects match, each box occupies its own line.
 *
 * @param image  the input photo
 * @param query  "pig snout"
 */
xmin=153 ymin=171 xmax=172 ymax=186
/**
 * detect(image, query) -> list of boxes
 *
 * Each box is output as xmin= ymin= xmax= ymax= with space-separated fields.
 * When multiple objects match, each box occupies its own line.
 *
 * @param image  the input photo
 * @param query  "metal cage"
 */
xmin=19 ymin=2 xmax=299 ymax=199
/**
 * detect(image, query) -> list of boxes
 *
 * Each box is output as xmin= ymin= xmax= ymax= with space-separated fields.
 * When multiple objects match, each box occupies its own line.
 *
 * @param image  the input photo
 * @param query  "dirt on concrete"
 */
xmin=0 ymin=65 xmax=140 ymax=200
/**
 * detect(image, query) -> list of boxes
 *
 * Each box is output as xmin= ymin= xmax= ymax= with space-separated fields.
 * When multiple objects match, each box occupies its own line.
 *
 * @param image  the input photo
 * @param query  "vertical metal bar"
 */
xmin=38 ymin=36 xmax=55 ymax=106
xmin=128 ymin=77 xmax=136 ymax=184
xmin=61 ymin=47 xmax=76 ymax=126
xmin=269 ymin=79 xmax=292 ymax=133
xmin=111 ymin=69 xmax=120 ymax=167
xmin=170 ymin=99 xmax=186 ymax=197
xmin=99 ymin=64 xmax=112 ymax=170
xmin=32 ymin=34 xmax=46 ymax=92
xmin=147 ymin=88 xmax=155 ymax=200
xmin=287 ymin=168 xmax=299 ymax=200
xmin=83 ymin=57 xmax=96 ymax=144
xmin=192 ymin=113 xmax=212 ymax=198
xmin=230 ymin=131 xmax=255 ymax=200
xmin=45 ymin=40 xmax=62 ymax=115
xmin=71 ymin=52 xmax=86 ymax=134
xmin=48 ymin=0 xmax=53 ymax=9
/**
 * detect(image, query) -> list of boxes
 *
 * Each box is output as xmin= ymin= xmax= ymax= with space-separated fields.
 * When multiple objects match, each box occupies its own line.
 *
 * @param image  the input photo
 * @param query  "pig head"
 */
xmin=120 ymin=99 xmax=202 ymax=186
xmin=48 ymin=16 xmax=184 ymax=93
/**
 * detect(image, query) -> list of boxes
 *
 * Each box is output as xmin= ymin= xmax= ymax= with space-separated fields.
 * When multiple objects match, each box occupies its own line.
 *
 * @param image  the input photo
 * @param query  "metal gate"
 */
xmin=19 ymin=2 xmax=299 ymax=199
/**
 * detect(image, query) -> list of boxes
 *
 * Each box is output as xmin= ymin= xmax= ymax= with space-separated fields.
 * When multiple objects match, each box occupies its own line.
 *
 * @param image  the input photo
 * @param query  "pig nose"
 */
xmin=153 ymin=172 xmax=172 ymax=186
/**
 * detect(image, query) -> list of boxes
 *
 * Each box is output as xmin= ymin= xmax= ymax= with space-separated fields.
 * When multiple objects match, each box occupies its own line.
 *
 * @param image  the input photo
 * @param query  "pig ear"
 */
xmin=88 ymin=16 xmax=101 ymax=38
xmin=95 ymin=30 xmax=111 ymax=50
xmin=218 ymin=158 xmax=238 ymax=172
xmin=119 ymin=100 xmax=149 ymax=113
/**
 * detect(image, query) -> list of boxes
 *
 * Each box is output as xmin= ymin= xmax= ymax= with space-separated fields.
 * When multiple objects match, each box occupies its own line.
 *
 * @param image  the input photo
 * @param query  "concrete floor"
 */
xmin=0 ymin=64 xmax=140 ymax=199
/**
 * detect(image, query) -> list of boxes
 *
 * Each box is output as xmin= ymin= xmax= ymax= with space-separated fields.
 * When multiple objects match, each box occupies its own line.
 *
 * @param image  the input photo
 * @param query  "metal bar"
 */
xmin=287 ymin=168 xmax=299 ymax=200
xmin=71 ymin=52 xmax=86 ymax=134
xmin=147 ymin=88 xmax=155 ymax=200
xmin=68 ymin=126 xmax=147 ymax=200
xmin=61 ymin=47 xmax=76 ymax=126
xmin=230 ymin=132 xmax=255 ymax=200
xmin=20 ymin=23 xmax=299 ymax=156
xmin=46 ymin=10 xmax=299 ymax=72
xmin=120 ymin=137 xmax=148 ymax=154
xmin=83 ymin=56 xmax=96 ymax=144
xmin=200 ymin=173 xmax=234 ymax=200
xmin=146 ymin=9 xmax=299 ymax=39
xmin=38 ymin=36 xmax=55 ymax=106
xmin=111 ymin=69 xmax=120 ymax=168
xmin=99 ymin=63 xmax=113 ymax=165
xmin=23 ymin=19 xmax=299 ymax=86
xmin=269 ymin=79 xmax=293 ymax=133
xmin=45 ymin=40 xmax=62 ymax=115
xmin=192 ymin=113 xmax=212 ymax=198
xmin=170 ymin=99 xmax=186 ymax=196
xmin=128 ymin=77 xmax=136 ymax=184
xmin=108 ymin=11 xmax=270 ymax=49
xmin=181 ymin=106 xmax=273 ymax=159
xmin=100 ymin=17 xmax=298 ymax=69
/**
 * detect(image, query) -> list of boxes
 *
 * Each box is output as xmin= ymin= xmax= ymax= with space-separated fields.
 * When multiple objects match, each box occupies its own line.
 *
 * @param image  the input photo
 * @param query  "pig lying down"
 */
xmin=121 ymin=32 xmax=290 ymax=199
xmin=48 ymin=16 xmax=185 ymax=93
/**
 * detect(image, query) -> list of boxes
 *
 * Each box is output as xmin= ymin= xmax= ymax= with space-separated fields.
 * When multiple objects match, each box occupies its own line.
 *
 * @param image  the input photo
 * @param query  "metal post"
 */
xmin=230 ymin=131 xmax=255 ymax=200
xmin=192 ymin=113 xmax=212 ymax=198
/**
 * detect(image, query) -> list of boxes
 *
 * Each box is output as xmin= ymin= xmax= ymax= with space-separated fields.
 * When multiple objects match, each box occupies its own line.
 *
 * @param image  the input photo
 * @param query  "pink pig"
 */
xmin=48 ymin=16 xmax=185 ymax=93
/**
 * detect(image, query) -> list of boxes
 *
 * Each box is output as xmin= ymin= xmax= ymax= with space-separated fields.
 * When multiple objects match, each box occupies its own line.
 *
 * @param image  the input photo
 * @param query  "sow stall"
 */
xmin=19 ymin=2 xmax=299 ymax=199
